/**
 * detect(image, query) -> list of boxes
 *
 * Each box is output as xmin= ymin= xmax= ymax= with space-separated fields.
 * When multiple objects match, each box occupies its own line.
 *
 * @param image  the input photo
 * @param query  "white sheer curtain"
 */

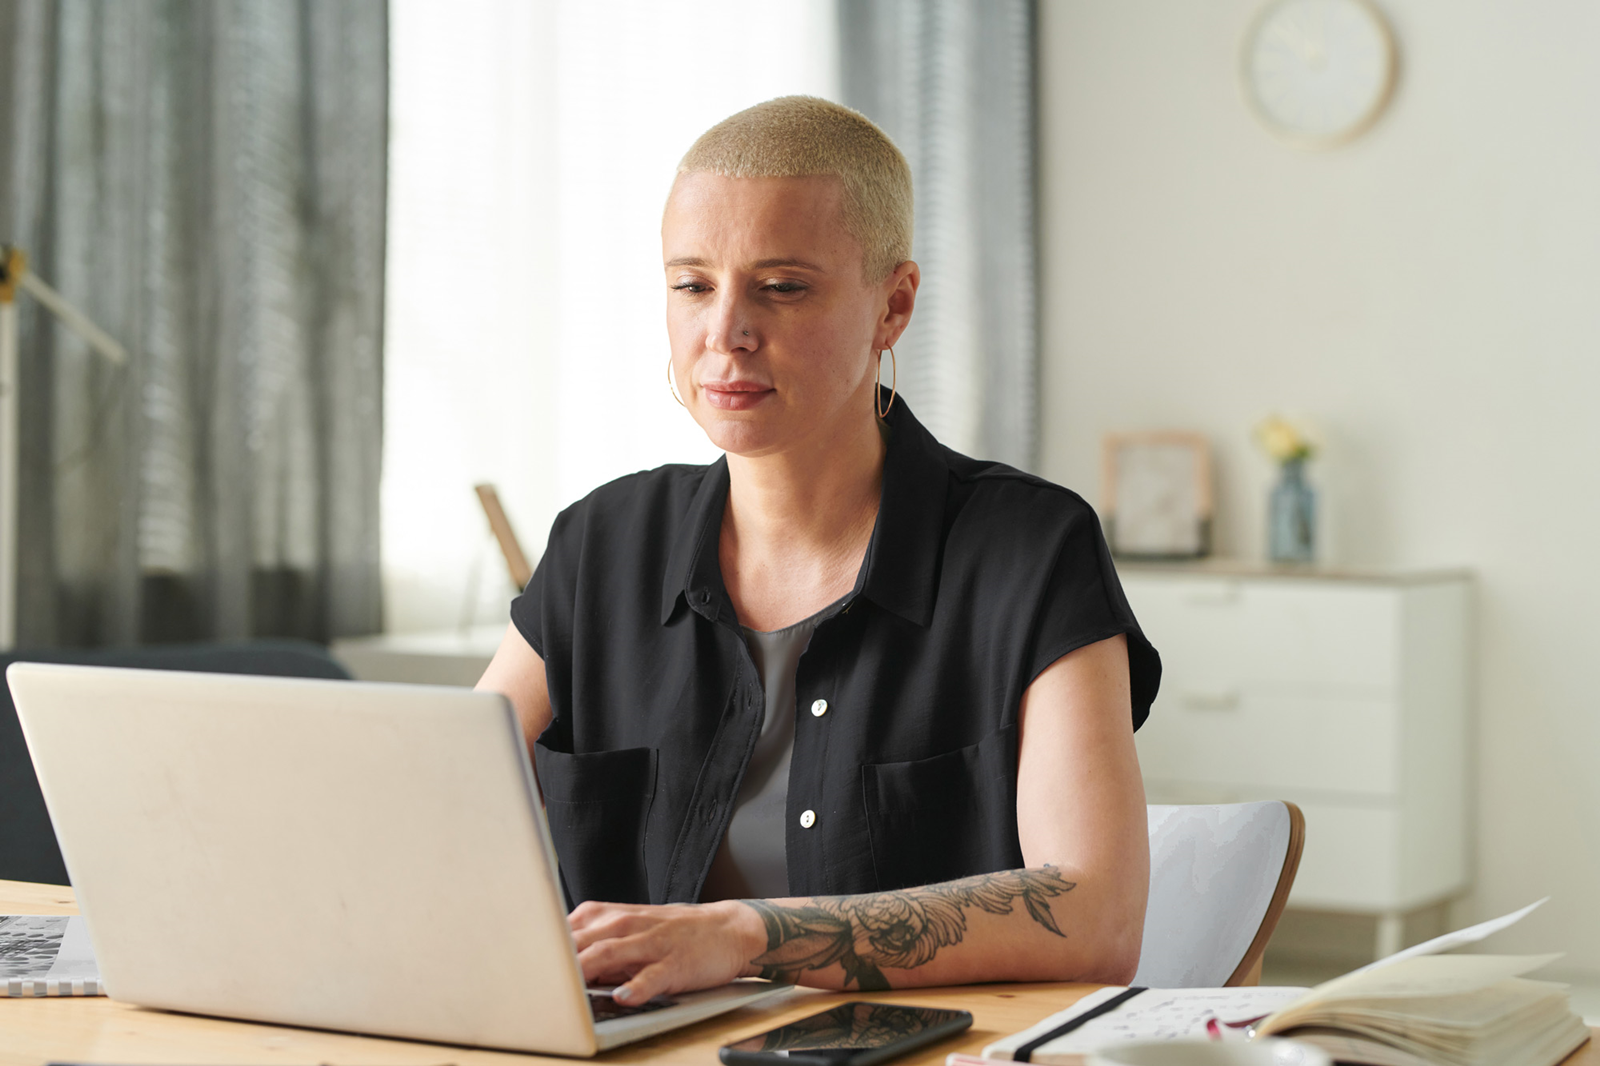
xmin=383 ymin=0 xmax=560 ymax=632
xmin=384 ymin=1 xmax=839 ymax=631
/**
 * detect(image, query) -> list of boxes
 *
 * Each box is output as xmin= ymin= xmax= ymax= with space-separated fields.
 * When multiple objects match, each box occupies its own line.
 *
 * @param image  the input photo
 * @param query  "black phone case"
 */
xmin=718 ymin=1003 xmax=974 ymax=1066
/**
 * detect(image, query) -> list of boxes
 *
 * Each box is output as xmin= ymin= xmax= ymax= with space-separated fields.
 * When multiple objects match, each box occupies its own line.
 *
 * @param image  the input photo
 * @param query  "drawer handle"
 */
xmin=1180 ymin=689 xmax=1241 ymax=711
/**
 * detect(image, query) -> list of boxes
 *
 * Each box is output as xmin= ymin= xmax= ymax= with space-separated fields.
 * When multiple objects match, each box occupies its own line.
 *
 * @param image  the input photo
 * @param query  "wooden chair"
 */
xmin=1131 ymin=801 xmax=1306 ymax=988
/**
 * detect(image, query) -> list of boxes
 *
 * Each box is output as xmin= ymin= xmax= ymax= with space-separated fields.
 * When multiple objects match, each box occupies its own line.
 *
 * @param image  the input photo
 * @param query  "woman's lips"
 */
xmin=702 ymin=381 xmax=774 ymax=411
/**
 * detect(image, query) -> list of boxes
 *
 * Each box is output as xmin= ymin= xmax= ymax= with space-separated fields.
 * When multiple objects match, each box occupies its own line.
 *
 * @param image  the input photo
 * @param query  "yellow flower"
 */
xmin=1255 ymin=415 xmax=1315 ymax=463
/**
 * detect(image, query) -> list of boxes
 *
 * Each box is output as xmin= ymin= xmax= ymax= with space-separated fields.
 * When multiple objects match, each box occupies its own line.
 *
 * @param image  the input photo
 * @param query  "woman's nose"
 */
xmin=706 ymin=294 xmax=757 ymax=355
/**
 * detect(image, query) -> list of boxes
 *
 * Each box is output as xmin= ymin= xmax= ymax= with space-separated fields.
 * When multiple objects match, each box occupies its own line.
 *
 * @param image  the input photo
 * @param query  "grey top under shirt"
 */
xmin=699 ymin=596 xmax=847 ymax=901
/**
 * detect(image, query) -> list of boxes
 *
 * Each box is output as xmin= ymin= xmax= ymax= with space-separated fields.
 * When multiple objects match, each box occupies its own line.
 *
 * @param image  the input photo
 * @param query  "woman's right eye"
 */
xmin=670 ymin=281 xmax=710 ymax=294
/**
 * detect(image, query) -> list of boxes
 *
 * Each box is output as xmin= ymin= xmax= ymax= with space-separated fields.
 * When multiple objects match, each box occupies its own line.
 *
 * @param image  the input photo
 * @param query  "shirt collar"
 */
xmin=660 ymin=455 xmax=732 ymax=626
xmin=853 ymin=396 xmax=948 ymax=627
xmin=660 ymin=393 xmax=949 ymax=628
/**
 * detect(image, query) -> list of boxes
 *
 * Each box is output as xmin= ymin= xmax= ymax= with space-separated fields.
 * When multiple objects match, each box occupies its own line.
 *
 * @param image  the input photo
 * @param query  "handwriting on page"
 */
xmin=985 ymin=986 xmax=1309 ymax=1058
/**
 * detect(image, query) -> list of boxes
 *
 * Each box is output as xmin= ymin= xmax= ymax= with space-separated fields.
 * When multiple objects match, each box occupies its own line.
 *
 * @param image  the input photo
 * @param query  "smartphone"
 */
xmin=719 ymin=1001 xmax=974 ymax=1066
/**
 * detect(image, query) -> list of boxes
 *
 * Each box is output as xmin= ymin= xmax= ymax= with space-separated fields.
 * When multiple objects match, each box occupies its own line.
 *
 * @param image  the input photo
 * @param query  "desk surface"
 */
xmin=3 ymin=881 xmax=1594 ymax=1066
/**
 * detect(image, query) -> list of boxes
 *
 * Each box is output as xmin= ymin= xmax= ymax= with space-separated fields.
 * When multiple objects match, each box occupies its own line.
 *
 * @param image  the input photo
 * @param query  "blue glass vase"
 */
xmin=1268 ymin=459 xmax=1316 ymax=563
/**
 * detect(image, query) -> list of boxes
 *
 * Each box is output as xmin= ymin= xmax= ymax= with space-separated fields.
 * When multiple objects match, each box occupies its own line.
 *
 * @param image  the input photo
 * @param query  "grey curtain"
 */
xmin=0 ymin=0 xmax=387 ymax=647
xmin=839 ymin=0 xmax=1037 ymax=470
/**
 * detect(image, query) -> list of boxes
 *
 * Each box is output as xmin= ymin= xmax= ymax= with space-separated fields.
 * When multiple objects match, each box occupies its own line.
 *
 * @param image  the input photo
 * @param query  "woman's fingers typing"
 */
xmin=569 ymin=905 xmax=653 ymax=952
xmin=568 ymin=899 xmax=646 ymax=932
xmin=577 ymin=926 xmax=662 ymax=980
xmin=567 ymin=899 xmax=764 ymax=1003
xmin=614 ymin=960 xmax=674 ymax=1005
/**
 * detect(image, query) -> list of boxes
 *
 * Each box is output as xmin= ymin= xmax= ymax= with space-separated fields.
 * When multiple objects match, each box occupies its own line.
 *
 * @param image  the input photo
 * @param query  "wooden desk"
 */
xmin=3 ymin=882 xmax=1595 ymax=1066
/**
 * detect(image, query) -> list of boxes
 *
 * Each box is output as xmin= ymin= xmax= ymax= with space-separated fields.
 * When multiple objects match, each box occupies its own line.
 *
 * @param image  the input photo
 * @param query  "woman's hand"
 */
xmin=568 ymin=899 xmax=767 ymax=1004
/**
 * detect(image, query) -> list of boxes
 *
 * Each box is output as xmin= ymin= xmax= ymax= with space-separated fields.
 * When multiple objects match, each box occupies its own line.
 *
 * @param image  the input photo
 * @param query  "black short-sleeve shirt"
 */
xmin=512 ymin=397 xmax=1159 ymax=908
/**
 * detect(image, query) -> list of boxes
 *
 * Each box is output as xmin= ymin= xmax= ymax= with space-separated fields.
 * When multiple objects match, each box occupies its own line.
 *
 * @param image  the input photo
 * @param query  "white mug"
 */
xmin=1087 ymin=1037 xmax=1333 ymax=1066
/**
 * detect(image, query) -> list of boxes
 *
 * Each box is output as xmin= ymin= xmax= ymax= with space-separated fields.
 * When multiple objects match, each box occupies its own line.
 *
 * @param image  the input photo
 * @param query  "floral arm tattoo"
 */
xmin=740 ymin=866 xmax=1076 ymax=991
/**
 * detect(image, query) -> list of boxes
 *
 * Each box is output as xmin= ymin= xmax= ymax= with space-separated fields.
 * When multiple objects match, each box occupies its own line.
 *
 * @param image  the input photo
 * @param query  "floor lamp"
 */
xmin=0 ymin=245 xmax=128 ymax=649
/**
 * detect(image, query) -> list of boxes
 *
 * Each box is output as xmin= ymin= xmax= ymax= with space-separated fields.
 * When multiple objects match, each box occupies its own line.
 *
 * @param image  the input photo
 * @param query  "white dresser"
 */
xmin=1119 ymin=561 xmax=1471 ymax=957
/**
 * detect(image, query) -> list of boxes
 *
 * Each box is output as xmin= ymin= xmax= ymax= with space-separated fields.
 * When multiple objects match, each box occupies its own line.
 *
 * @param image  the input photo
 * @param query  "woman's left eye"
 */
xmin=763 ymin=281 xmax=806 ymax=294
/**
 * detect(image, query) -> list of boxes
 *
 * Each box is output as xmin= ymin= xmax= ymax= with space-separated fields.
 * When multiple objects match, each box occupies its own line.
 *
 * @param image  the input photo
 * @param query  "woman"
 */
xmin=478 ymin=96 xmax=1160 ymax=1005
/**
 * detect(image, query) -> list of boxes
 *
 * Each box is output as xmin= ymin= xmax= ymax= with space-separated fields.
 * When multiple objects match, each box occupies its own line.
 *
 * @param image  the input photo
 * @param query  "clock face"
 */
xmin=1243 ymin=0 xmax=1396 ymax=148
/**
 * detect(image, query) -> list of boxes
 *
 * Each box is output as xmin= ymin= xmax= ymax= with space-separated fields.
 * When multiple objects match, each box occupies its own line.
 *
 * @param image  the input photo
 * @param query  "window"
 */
xmin=384 ymin=0 xmax=839 ymax=632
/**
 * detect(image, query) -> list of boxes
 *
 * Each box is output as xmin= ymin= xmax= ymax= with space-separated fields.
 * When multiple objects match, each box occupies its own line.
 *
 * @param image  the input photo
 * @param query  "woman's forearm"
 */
xmin=737 ymin=865 xmax=1126 ymax=991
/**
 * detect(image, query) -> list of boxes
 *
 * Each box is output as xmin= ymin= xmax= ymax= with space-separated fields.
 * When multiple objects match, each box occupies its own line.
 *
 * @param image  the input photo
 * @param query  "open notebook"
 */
xmin=0 ymin=916 xmax=100 ymax=996
xmin=974 ymin=900 xmax=1589 ymax=1066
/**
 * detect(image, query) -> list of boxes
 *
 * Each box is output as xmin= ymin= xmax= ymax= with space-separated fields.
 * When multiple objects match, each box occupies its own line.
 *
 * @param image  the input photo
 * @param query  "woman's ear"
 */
xmin=876 ymin=260 xmax=920 ymax=350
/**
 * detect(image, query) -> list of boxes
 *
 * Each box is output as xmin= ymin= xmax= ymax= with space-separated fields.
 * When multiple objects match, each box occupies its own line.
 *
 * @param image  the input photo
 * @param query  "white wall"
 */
xmin=1038 ymin=1 xmax=1600 ymax=971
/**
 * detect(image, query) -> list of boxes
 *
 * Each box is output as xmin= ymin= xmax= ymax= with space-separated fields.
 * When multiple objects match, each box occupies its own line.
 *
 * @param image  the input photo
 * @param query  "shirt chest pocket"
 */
xmin=533 ymin=742 xmax=657 ymax=907
xmin=860 ymin=724 xmax=1024 ymax=891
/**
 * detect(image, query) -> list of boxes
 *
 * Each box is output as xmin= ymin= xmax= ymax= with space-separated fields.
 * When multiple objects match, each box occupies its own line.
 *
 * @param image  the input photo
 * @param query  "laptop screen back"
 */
xmin=7 ymin=663 xmax=597 ymax=1055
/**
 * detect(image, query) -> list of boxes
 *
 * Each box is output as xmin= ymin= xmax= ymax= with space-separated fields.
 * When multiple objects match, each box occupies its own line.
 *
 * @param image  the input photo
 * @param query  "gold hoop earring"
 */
xmin=667 ymin=356 xmax=685 ymax=407
xmin=875 ymin=346 xmax=897 ymax=419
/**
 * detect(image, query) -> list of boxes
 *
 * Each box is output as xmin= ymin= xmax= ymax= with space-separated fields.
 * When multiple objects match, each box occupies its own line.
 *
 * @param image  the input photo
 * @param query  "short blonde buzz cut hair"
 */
xmin=676 ymin=95 xmax=913 ymax=282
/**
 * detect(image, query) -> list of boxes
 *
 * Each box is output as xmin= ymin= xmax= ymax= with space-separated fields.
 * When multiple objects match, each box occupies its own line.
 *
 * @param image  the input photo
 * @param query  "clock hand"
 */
xmin=1270 ymin=22 xmax=1316 ymax=64
xmin=1306 ymin=4 xmax=1329 ymax=69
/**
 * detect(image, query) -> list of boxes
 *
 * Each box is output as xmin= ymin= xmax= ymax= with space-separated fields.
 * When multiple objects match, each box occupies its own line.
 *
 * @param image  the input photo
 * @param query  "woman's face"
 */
xmin=662 ymin=171 xmax=915 ymax=458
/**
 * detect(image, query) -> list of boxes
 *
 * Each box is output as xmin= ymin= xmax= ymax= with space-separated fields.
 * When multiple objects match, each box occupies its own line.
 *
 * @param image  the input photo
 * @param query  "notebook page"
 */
xmin=982 ymin=986 xmax=1308 ymax=1059
xmin=1258 ymin=954 xmax=1563 ymax=1037
xmin=0 ymin=915 xmax=102 ymax=996
xmin=1354 ymin=898 xmax=1548 ymax=976
xmin=45 ymin=916 xmax=98 ymax=981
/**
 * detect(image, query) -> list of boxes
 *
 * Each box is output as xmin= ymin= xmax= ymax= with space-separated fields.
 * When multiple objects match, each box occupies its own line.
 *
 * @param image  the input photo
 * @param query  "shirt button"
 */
xmin=810 ymin=699 xmax=828 ymax=717
xmin=799 ymin=809 xmax=816 ymax=829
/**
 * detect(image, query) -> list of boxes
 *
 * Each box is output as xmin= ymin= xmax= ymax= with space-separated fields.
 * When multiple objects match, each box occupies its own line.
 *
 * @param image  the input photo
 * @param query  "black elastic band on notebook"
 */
xmin=1012 ymin=986 xmax=1147 ymax=1063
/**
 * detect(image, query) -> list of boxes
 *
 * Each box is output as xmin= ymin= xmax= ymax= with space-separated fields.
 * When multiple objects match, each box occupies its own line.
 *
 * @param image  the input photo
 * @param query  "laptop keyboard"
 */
xmin=587 ymin=991 xmax=678 ymax=1023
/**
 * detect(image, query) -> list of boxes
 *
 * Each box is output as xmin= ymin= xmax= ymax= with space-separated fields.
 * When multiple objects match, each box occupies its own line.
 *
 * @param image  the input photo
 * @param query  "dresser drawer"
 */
xmin=1286 ymin=802 xmax=1401 ymax=910
xmin=1122 ymin=576 xmax=1401 ymax=694
xmin=1137 ymin=690 xmax=1398 ymax=798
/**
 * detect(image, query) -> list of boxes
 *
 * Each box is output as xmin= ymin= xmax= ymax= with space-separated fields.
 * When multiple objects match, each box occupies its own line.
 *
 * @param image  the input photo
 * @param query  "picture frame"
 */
xmin=1101 ymin=432 xmax=1213 ymax=559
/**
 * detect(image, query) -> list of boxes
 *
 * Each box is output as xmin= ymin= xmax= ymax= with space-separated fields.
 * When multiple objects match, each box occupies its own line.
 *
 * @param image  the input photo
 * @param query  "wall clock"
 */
xmin=1242 ymin=0 xmax=1396 ymax=149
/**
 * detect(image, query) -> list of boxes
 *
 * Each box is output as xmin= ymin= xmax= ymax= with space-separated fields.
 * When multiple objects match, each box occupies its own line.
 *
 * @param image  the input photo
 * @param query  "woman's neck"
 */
xmin=719 ymin=406 xmax=887 ymax=631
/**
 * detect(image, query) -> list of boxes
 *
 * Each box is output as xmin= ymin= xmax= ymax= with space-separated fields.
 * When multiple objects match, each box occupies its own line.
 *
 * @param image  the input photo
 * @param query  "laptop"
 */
xmin=6 ymin=662 xmax=788 ymax=1055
